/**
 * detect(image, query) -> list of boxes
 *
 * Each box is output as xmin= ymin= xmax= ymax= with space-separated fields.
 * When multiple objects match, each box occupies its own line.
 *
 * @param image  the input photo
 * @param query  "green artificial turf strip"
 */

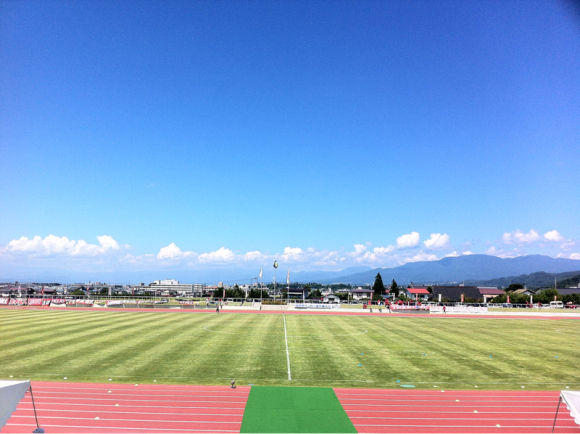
xmin=240 ymin=386 xmax=356 ymax=433
xmin=1 ymin=308 xmax=579 ymax=390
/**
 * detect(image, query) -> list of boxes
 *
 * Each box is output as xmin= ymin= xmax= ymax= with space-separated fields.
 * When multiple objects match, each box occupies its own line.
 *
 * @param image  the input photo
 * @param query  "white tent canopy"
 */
xmin=561 ymin=390 xmax=580 ymax=426
xmin=0 ymin=380 xmax=30 ymax=429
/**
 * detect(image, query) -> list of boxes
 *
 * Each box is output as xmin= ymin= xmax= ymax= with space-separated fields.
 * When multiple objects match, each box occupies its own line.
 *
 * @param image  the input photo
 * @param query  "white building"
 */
xmin=149 ymin=280 xmax=204 ymax=295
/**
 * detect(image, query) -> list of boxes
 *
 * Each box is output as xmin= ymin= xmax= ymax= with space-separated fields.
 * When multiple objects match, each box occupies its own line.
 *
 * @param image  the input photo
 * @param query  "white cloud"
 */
xmin=557 ymin=252 xmax=580 ymax=260
xmin=280 ymin=247 xmax=305 ymax=262
xmin=396 ymin=232 xmax=420 ymax=249
xmin=350 ymin=244 xmax=367 ymax=256
xmin=424 ymin=233 xmax=450 ymax=250
xmin=544 ymin=230 xmax=564 ymax=242
xmin=7 ymin=230 xmax=576 ymax=276
xmin=198 ymin=247 xmax=235 ymax=263
xmin=561 ymin=240 xmax=576 ymax=251
xmin=485 ymin=246 xmax=502 ymax=255
xmin=96 ymin=235 xmax=120 ymax=251
xmin=3 ymin=234 xmax=124 ymax=257
xmin=502 ymin=229 xmax=540 ymax=245
xmin=403 ymin=252 xmax=438 ymax=263
xmin=485 ymin=246 xmax=521 ymax=259
xmin=355 ymin=245 xmax=396 ymax=263
xmin=243 ymin=251 xmax=266 ymax=261
xmin=373 ymin=245 xmax=395 ymax=255
xmin=157 ymin=243 xmax=184 ymax=260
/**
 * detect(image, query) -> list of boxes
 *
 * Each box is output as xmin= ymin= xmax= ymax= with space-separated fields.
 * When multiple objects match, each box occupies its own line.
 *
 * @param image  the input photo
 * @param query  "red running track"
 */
xmin=335 ymin=388 xmax=580 ymax=433
xmin=1 ymin=381 xmax=249 ymax=434
xmin=2 ymin=382 xmax=579 ymax=433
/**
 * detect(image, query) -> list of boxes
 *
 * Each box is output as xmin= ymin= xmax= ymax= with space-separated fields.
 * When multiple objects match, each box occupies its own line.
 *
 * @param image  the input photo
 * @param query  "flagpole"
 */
xmin=273 ymin=261 xmax=278 ymax=301
xmin=259 ymin=268 xmax=263 ymax=303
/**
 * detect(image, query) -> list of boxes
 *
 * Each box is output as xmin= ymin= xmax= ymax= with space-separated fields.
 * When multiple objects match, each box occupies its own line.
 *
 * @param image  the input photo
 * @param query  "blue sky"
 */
xmin=1 ymin=0 xmax=579 ymax=279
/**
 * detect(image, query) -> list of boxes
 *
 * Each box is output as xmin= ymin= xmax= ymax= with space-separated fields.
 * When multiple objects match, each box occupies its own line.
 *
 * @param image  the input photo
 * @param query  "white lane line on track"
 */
xmin=5 ymin=424 xmax=238 ymax=432
xmin=11 ymin=415 xmax=240 ymax=424
xmin=354 ymin=424 xmax=569 ymax=428
xmin=341 ymin=403 xmax=558 ymax=408
xmin=345 ymin=411 xmax=560 ymax=415
xmin=337 ymin=398 xmax=557 ymax=402
xmin=28 ymin=396 xmax=248 ymax=402
xmin=283 ymin=313 xmax=291 ymax=381
xmin=21 ymin=397 xmax=247 ymax=404
xmin=29 ymin=392 xmax=250 ymax=398
xmin=17 ymin=403 xmax=246 ymax=409
xmin=16 ymin=409 xmax=243 ymax=417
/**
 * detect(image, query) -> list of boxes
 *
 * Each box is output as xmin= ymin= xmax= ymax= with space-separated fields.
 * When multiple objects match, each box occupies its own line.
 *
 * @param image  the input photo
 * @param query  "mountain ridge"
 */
xmin=2 ymin=255 xmax=579 ymax=286
xmin=317 ymin=254 xmax=580 ymax=285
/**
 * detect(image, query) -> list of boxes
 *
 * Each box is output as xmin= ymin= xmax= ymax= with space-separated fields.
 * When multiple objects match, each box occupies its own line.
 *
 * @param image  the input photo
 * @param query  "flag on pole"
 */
xmin=259 ymin=268 xmax=263 ymax=279
xmin=273 ymin=261 xmax=278 ymax=269
xmin=287 ymin=269 xmax=290 ymax=285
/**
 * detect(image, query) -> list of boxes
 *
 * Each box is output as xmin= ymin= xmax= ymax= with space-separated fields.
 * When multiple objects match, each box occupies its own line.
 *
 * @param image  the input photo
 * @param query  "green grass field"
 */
xmin=1 ymin=308 xmax=579 ymax=390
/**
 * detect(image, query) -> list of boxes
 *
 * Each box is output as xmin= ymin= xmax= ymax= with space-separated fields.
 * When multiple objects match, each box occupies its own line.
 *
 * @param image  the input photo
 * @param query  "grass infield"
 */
xmin=1 ymin=308 xmax=579 ymax=390
xmin=241 ymin=386 xmax=356 ymax=433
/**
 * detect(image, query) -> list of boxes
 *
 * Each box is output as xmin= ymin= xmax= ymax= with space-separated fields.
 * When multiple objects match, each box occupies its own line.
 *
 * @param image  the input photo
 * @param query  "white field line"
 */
xmin=283 ymin=313 xmax=291 ymax=381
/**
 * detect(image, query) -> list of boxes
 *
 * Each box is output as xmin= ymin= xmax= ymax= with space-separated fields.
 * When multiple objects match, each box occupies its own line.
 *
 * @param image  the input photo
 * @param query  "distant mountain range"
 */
xmin=465 ymin=270 xmax=580 ymax=289
xmin=0 ymin=266 xmax=374 ymax=286
xmin=316 ymin=254 xmax=580 ymax=285
xmin=2 ymin=255 xmax=579 ymax=287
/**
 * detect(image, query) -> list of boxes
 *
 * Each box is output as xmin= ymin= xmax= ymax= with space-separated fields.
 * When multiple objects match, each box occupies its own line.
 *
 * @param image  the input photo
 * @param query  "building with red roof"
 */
xmin=404 ymin=287 xmax=430 ymax=301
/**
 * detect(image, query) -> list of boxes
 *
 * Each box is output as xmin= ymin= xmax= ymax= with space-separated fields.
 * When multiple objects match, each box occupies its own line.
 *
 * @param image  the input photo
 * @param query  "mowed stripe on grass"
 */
xmin=0 ymin=309 xmax=289 ymax=386
xmin=1 ymin=381 xmax=249 ymax=433
xmin=335 ymin=388 xmax=580 ymax=433
xmin=1 ymin=309 xmax=579 ymax=389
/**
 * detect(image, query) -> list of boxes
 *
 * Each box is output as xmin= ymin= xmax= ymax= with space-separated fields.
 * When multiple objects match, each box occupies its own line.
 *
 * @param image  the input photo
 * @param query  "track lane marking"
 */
xmin=4 ymin=423 xmax=238 ymax=432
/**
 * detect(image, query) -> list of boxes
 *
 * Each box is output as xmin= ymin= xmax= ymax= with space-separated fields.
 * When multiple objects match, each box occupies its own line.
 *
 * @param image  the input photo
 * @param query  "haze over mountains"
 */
xmin=2 ymin=255 xmax=580 ymax=287
xmin=321 ymin=255 xmax=580 ymax=284
xmin=318 ymin=255 xmax=580 ymax=285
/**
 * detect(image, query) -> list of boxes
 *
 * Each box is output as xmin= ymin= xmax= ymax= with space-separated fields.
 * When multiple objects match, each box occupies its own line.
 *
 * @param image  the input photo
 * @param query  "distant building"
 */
xmin=559 ymin=288 xmax=580 ymax=296
xmin=478 ymin=287 xmax=506 ymax=301
xmin=322 ymin=294 xmax=341 ymax=303
xmin=149 ymin=280 xmax=203 ymax=295
xmin=286 ymin=288 xmax=310 ymax=299
xmin=404 ymin=287 xmax=430 ymax=301
xmin=429 ymin=286 xmax=481 ymax=302
xmin=351 ymin=289 xmax=373 ymax=300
